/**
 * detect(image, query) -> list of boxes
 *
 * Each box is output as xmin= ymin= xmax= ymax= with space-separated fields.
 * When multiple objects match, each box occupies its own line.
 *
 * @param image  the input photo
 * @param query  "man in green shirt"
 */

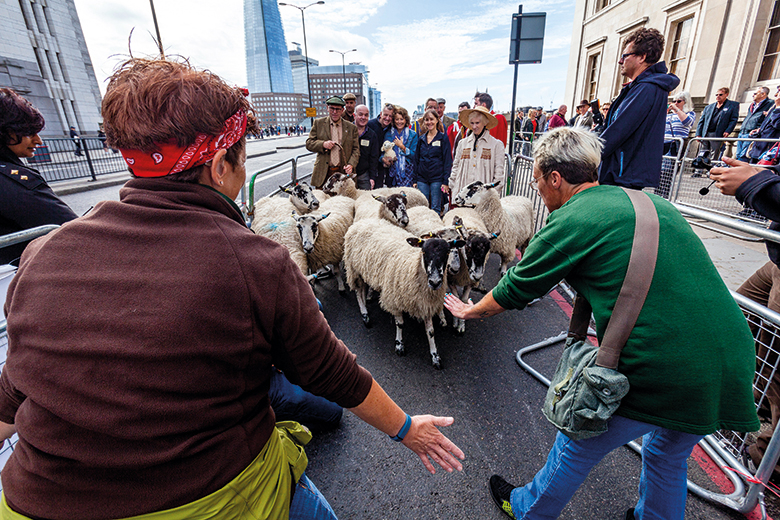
xmin=445 ymin=127 xmax=758 ymax=520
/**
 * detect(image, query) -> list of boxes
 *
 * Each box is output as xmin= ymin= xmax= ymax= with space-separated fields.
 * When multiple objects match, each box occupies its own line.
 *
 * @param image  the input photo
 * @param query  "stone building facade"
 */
xmin=565 ymin=0 xmax=780 ymax=124
xmin=0 ymin=0 xmax=102 ymax=137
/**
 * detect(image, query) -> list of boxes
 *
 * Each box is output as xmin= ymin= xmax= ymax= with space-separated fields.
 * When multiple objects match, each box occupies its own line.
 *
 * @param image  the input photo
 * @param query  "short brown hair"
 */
xmin=102 ymin=58 xmax=258 ymax=180
xmin=718 ymin=87 xmax=730 ymax=96
xmin=0 ymin=88 xmax=45 ymax=146
xmin=393 ymin=106 xmax=410 ymax=126
xmin=625 ymin=28 xmax=664 ymax=65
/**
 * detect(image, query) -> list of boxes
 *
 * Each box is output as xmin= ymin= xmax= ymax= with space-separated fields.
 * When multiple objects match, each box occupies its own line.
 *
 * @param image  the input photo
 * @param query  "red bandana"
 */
xmin=119 ymin=111 xmax=247 ymax=177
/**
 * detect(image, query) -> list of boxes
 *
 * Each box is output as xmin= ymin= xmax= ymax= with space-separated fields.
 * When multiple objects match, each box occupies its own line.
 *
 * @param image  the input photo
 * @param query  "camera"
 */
xmin=691 ymin=150 xmax=713 ymax=171
xmin=590 ymin=99 xmax=604 ymax=126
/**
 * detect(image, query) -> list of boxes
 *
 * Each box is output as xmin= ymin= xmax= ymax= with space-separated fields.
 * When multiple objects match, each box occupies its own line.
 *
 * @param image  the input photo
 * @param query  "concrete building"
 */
xmin=244 ymin=0 xmax=294 ymax=94
xmin=308 ymin=64 xmax=369 ymax=118
xmin=288 ymin=43 xmax=318 ymax=100
xmin=0 ymin=0 xmax=102 ymax=137
xmin=565 ymin=0 xmax=780 ymax=126
xmin=250 ymin=92 xmax=305 ymax=130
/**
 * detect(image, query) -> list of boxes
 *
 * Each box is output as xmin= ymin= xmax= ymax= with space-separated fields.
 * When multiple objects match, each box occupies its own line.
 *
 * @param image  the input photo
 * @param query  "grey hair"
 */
xmin=532 ymin=127 xmax=603 ymax=184
xmin=760 ymin=86 xmax=771 ymax=96
xmin=673 ymin=90 xmax=693 ymax=113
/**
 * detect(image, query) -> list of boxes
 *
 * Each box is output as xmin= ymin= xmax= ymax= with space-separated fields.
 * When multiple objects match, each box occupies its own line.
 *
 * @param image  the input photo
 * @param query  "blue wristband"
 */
xmin=390 ymin=413 xmax=412 ymax=442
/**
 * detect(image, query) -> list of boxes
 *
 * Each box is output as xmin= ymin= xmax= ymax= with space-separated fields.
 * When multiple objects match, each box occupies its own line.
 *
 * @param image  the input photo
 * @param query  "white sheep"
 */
xmin=454 ymin=180 xmax=534 ymax=276
xmin=442 ymin=208 xmax=498 ymax=334
xmin=354 ymin=191 xmax=410 ymax=227
xmin=305 ymin=195 xmax=355 ymax=294
xmin=251 ymin=197 xmax=311 ymax=276
xmin=343 ymin=217 xmax=464 ymax=369
xmin=322 ymin=172 xmax=429 ymax=208
xmin=279 ymin=181 xmax=321 ymax=214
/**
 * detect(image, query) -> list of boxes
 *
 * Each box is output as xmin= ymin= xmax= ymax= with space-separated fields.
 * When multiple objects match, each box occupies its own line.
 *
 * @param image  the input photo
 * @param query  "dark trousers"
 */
xmin=269 ymin=368 xmax=342 ymax=432
xmin=699 ymin=132 xmax=724 ymax=160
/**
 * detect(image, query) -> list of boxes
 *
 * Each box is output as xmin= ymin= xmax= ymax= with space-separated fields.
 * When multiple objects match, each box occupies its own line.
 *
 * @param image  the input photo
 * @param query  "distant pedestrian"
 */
xmin=663 ymin=91 xmax=695 ymax=157
xmin=695 ymin=87 xmax=739 ymax=160
xmin=69 ymin=126 xmax=83 ymax=156
xmin=547 ymin=105 xmax=568 ymax=130
xmin=735 ymin=87 xmax=772 ymax=161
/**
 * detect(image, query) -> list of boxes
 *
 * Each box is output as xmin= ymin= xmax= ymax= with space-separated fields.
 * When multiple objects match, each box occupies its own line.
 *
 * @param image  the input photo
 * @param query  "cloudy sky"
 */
xmin=73 ymin=0 xmax=575 ymax=114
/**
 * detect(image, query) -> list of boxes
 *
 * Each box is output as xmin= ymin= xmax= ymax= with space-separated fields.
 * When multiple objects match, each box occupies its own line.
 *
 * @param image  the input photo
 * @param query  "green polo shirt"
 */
xmin=493 ymin=185 xmax=759 ymax=434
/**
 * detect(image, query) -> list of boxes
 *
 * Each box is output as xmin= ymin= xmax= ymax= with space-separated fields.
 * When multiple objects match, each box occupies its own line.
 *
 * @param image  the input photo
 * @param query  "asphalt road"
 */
xmin=56 ymin=135 xmax=758 ymax=520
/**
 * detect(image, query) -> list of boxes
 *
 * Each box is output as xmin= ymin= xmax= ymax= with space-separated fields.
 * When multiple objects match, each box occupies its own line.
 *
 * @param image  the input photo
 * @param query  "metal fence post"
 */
xmin=82 ymin=139 xmax=97 ymax=181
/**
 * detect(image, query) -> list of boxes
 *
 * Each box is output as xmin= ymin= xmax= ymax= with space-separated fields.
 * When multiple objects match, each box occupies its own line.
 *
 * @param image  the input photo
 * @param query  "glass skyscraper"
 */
xmin=244 ymin=0 xmax=295 ymax=94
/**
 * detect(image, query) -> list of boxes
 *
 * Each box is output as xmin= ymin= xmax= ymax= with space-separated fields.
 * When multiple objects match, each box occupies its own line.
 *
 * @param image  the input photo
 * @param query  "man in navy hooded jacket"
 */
xmin=600 ymin=28 xmax=680 ymax=189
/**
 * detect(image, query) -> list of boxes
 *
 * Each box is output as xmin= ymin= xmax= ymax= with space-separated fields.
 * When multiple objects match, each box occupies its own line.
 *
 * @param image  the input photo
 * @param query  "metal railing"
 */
xmin=240 ymin=151 xmax=315 ymax=225
xmin=24 ymin=138 xmax=127 ymax=183
xmin=0 ymin=225 xmax=61 ymax=494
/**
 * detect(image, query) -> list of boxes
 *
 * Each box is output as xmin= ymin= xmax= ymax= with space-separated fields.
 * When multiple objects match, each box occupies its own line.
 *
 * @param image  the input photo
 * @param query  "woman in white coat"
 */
xmin=449 ymin=106 xmax=505 ymax=197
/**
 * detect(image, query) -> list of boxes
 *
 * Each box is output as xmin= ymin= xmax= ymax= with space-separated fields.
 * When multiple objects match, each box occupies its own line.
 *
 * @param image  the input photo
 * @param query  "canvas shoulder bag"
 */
xmin=541 ymin=188 xmax=659 ymax=440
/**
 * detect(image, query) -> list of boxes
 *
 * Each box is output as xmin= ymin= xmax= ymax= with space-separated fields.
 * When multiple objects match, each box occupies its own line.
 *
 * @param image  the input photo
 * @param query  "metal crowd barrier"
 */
xmin=503 ymin=152 xmax=548 ymax=234
xmin=24 ymin=137 xmax=127 ymax=183
xmin=515 ymin=289 xmax=780 ymax=517
xmin=0 ymin=225 xmax=61 ymax=494
xmin=240 ymin=151 xmax=315 ymax=225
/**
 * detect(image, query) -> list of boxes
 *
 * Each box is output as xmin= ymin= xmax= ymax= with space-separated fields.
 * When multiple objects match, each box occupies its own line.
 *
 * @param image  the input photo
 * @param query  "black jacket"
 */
xmin=739 ymin=98 xmax=774 ymax=135
xmin=0 ymin=146 xmax=77 ymax=264
xmin=696 ymin=99 xmax=740 ymax=138
xmin=356 ymin=126 xmax=380 ymax=186
xmin=737 ymin=167 xmax=780 ymax=267
xmin=749 ymin=106 xmax=780 ymax=159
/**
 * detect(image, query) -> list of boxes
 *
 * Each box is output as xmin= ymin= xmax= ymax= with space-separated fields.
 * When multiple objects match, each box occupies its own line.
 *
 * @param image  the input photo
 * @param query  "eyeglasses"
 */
xmin=620 ymin=52 xmax=636 ymax=61
xmin=529 ymin=172 xmax=549 ymax=191
xmin=674 ymin=99 xmax=684 ymax=103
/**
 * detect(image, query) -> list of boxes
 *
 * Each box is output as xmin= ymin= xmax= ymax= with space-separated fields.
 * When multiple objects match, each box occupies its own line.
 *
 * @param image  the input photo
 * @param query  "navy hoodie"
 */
xmin=599 ymin=62 xmax=680 ymax=188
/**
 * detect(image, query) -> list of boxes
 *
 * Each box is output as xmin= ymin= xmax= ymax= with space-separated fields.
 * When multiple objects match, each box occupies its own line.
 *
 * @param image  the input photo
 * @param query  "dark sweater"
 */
xmin=413 ymin=131 xmax=452 ymax=184
xmin=0 ymin=178 xmax=373 ymax=519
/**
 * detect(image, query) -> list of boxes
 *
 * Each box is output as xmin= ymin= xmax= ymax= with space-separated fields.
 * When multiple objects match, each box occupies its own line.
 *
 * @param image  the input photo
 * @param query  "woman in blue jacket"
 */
xmin=385 ymin=106 xmax=417 ymax=187
xmin=413 ymin=110 xmax=452 ymax=214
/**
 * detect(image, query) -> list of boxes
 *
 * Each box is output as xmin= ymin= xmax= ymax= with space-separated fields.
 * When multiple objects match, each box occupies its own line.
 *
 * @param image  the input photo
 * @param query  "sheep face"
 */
xmin=322 ymin=172 xmax=354 ymax=196
xmin=293 ymin=212 xmax=329 ymax=254
xmin=464 ymin=232 xmax=493 ymax=282
xmin=282 ymin=182 xmax=320 ymax=212
xmin=422 ymin=228 xmax=462 ymax=276
xmin=407 ymin=236 xmax=466 ymax=290
xmin=454 ymin=180 xmax=500 ymax=207
xmin=375 ymin=193 xmax=409 ymax=227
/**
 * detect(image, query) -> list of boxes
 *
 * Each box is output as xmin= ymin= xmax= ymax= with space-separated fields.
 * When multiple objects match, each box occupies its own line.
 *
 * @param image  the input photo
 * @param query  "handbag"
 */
xmin=541 ymin=188 xmax=659 ymax=440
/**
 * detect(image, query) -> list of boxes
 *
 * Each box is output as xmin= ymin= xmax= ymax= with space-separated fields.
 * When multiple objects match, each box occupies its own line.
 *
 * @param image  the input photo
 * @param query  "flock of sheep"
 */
xmin=250 ymin=174 xmax=535 ymax=369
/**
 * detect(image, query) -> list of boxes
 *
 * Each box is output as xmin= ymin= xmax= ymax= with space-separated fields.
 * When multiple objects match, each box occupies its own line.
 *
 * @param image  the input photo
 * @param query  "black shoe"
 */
xmin=489 ymin=475 xmax=517 ymax=519
xmin=625 ymin=508 xmax=635 ymax=520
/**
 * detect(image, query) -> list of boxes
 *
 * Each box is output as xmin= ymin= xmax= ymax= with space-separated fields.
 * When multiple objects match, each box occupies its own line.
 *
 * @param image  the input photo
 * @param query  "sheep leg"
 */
xmin=454 ymin=285 xmax=472 ymax=335
xmin=425 ymin=316 xmax=441 ymax=369
xmin=438 ymin=308 xmax=448 ymax=328
xmin=355 ymin=279 xmax=371 ymax=328
xmin=394 ymin=314 xmax=405 ymax=356
xmin=332 ymin=263 xmax=347 ymax=295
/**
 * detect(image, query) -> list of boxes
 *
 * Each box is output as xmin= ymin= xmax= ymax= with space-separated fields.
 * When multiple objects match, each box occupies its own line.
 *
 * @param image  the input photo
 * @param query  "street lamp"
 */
xmin=329 ymin=48 xmax=357 ymax=96
xmin=149 ymin=0 xmax=164 ymax=58
xmin=279 ymin=1 xmax=324 ymax=128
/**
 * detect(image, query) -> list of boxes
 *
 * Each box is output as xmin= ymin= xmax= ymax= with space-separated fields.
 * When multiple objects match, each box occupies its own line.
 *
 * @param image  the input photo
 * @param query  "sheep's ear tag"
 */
xmin=491 ymin=230 xmax=501 ymax=239
xmin=451 ymin=239 xmax=466 ymax=249
xmin=280 ymin=185 xmax=291 ymax=193
xmin=486 ymin=181 xmax=500 ymax=189
xmin=420 ymin=232 xmax=434 ymax=239
xmin=407 ymin=237 xmax=423 ymax=248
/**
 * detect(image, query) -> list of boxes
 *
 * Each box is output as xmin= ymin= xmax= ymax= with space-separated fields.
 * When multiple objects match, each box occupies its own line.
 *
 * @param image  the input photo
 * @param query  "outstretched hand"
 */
xmin=402 ymin=415 xmax=465 ymax=474
xmin=709 ymin=157 xmax=762 ymax=196
xmin=444 ymin=293 xmax=474 ymax=319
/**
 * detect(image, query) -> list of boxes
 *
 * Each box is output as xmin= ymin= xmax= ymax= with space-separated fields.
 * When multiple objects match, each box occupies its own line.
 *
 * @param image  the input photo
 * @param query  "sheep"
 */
xmin=381 ymin=140 xmax=397 ymax=162
xmin=454 ymin=180 xmax=534 ymax=276
xmin=322 ymin=172 xmax=429 ymax=208
xmin=304 ymin=195 xmax=355 ymax=294
xmin=442 ymin=208 xmax=499 ymax=334
xmin=251 ymin=197 xmax=311 ymax=276
xmin=279 ymin=181 xmax=321 ymax=214
xmin=354 ymin=191 xmax=410 ymax=227
xmin=343 ymin=217 xmax=464 ymax=369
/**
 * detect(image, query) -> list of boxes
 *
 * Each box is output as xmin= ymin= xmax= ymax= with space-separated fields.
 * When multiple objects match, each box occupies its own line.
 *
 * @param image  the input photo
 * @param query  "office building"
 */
xmin=368 ymin=86 xmax=382 ymax=118
xmin=244 ymin=0 xmax=294 ymax=94
xmin=0 ymin=0 xmax=102 ymax=136
xmin=251 ymin=92 xmax=305 ymax=129
xmin=308 ymin=64 xmax=368 ymax=118
xmin=288 ymin=43 xmax=318 ymax=99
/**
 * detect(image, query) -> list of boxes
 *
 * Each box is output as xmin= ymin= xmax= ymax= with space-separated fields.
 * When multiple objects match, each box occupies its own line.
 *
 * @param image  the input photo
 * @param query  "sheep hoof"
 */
xmin=361 ymin=313 xmax=371 ymax=328
xmin=395 ymin=342 xmax=405 ymax=356
xmin=431 ymin=354 xmax=442 ymax=369
xmin=456 ymin=324 xmax=465 ymax=336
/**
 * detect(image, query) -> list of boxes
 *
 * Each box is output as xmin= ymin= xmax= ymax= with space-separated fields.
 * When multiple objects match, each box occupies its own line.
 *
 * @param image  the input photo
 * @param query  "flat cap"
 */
xmin=326 ymin=96 xmax=345 ymax=106
xmin=342 ymin=92 xmax=356 ymax=101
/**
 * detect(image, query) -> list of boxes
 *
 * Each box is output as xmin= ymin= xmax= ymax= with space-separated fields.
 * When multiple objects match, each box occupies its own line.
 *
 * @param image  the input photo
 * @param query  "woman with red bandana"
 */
xmin=0 ymin=59 xmax=464 ymax=520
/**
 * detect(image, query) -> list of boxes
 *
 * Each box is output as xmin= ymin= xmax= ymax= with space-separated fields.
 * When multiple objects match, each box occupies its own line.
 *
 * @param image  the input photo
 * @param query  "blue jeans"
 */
xmin=290 ymin=473 xmax=338 ymax=519
xmin=269 ymin=369 xmax=343 ymax=432
xmin=416 ymin=181 xmax=443 ymax=213
xmin=735 ymin=134 xmax=750 ymax=161
xmin=510 ymin=415 xmax=703 ymax=520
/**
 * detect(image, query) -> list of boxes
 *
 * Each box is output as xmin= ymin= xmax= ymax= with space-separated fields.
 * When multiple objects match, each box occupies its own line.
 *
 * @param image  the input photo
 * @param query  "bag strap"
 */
xmin=567 ymin=188 xmax=660 ymax=370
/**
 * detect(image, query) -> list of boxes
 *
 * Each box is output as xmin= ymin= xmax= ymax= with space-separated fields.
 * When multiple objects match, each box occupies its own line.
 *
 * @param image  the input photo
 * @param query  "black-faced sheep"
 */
xmin=354 ymin=192 xmax=410 ymax=227
xmin=322 ymin=172 xmax=429 ymax=208
xmin=343 ymin=217 xmax=464 ymax=369
xmin=454 ymin=181 xmax=534 ymax=276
